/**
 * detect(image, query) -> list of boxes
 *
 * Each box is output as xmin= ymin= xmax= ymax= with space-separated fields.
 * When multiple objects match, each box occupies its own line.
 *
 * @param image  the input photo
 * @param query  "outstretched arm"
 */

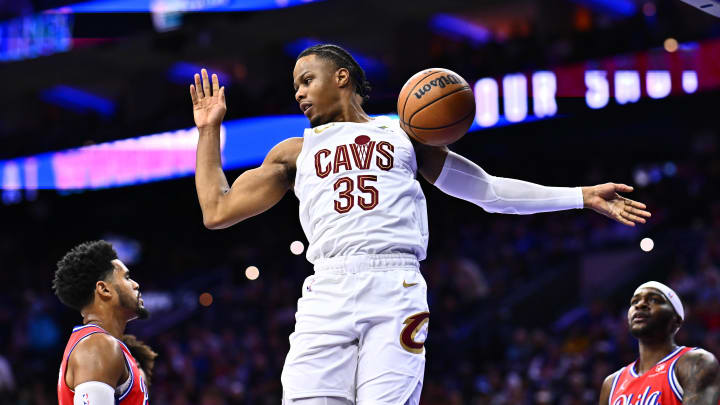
xmin=191 ymin=69 xmax=301 ymax=229
xmin=414 ymin=143 xmax=650 ymax=226
xmin=676 ymin=349 xmax=720 ymax=405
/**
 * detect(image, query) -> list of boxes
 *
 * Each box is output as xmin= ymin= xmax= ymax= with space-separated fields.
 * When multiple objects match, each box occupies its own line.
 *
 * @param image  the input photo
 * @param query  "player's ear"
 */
xmin=96 ymin=280 xmax=113 ymax=300
xmin=335 ymin=68 xmax=351 ymax=89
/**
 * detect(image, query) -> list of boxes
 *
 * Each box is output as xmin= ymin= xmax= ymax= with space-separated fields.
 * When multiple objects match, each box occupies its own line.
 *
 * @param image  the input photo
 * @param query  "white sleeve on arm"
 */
xmin=74 ymin=381 xmax=115 ymax=405
xmin=433 ymin=151 xmax=583 ymax=214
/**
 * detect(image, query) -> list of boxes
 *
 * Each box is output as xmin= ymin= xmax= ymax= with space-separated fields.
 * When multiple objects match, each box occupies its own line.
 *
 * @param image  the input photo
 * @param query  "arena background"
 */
xmin=1 ymin=0 xmax=719 ymax=404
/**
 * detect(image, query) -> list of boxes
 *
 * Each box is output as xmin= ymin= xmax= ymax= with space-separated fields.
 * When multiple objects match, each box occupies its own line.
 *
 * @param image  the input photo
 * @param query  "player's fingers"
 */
xmin=614 ymin=183 xmax=634 ymax=193
xmin=625 ymin=211 xmax=646 ymax=224
xmin=621 ymin=209 xmax=646 ymax=223
xmin=626 ymin=205 xmax=651 ymax=217
xmin=190 ymin=84 xmax=198 ymax=104
xmin=212 ymin=73 xmax=220 ymax=94
xmin=616 ymin=212 xmax=636 ymax=226
xmin=194 ymin=74 xmax=203 ymax=98
xmin=220 ymin=86 xmax=225 ymax=102
xmin=628 ymin=199 xmax=647 ymax=210
xmin=202 ymin=69 xmax=211 ymax=97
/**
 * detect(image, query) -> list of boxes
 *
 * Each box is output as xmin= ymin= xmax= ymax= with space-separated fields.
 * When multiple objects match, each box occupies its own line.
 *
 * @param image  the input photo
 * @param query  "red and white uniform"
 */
xmin=609 ymin=346 xmax=695 ymax=405
xmin=294 ymin=115 xmax=428 ymax=264
xmin=58 ymin=325 xmax=149 ymax=405
xmin=283 ymin=117 xmax=429 ymax=404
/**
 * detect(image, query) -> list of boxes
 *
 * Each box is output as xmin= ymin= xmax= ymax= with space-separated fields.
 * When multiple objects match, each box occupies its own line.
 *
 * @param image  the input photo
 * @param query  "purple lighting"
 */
xmin=430 ymin=14 xmax=492 ymax=44
xmin=51 ymin=126 xmax=225 ymax=189
xmin=41 ymin=85 xmax=115 ymax=117
xmin=47 ymin=0 xmax=323 ymax=13
xmin=168 ymin=62 xmax=231 ymax=85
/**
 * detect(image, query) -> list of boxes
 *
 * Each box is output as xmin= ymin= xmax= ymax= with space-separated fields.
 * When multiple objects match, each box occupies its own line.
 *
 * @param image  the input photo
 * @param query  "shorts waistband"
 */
xmin=314 ymin=254 xmax=419 ymax=274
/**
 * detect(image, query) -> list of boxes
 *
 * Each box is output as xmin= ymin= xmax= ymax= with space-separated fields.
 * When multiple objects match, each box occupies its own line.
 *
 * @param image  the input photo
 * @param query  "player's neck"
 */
xmin=636 ymin=337 xmax=678 ymax=374
xmin=332 ymin=99 xmax=371 ymax=124
xmin=81 ymin=309 xmax=127 ymax=339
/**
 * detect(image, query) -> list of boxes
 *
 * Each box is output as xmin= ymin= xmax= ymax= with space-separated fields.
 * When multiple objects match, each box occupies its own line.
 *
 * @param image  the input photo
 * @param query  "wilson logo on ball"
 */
xmin=413 ymin=74 xmax=462 ymax=99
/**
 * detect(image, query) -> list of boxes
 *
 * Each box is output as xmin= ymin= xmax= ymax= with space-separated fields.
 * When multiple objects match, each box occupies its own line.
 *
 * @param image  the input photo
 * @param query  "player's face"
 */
xmin=111 ymin=259 xmax=149 ymax=321
xmin=628 ymin=288 xmax=678 ymax=339
xmin=293 ymin=55 xmax=343 ymax=128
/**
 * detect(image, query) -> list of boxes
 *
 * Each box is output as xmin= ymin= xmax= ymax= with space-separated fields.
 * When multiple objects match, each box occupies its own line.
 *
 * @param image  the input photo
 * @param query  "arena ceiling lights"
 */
xmin=47 ymin=0 xmax=324 ymax=13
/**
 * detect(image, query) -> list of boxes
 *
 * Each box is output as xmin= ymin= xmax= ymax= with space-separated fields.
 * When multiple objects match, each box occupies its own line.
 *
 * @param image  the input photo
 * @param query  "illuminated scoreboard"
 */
xmin=471 ymin=39 xmax=720 ymax=127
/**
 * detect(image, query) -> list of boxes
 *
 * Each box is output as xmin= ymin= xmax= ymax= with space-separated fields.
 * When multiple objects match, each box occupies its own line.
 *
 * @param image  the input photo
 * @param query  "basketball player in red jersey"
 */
xmin=191 ymin=44 xmax=650 ymax=404
xmin=53 ymin=240 xmax=150 ymax=405
xmin=599 ymin=281 xmax=720 ymax=405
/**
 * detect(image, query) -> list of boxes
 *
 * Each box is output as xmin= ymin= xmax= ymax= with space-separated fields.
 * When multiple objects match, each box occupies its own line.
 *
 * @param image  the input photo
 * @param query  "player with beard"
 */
xmin=53 ymin=240 xmax=150 ymax=405
xmin=599 ymin=281 xmax=720 ymax=405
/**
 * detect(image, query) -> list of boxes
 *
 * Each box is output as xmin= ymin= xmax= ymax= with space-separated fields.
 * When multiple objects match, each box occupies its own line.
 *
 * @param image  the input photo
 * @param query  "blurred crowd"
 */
xmin=1 ymin=1 xmax=720 ymax=404
xmin=0 ymin=122 xmax=718 ymax=404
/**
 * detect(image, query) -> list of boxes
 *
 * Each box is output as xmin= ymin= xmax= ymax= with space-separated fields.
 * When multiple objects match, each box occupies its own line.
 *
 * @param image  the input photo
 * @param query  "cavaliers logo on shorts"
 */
xmin=400 ymin=312 xmax=429 ymax=354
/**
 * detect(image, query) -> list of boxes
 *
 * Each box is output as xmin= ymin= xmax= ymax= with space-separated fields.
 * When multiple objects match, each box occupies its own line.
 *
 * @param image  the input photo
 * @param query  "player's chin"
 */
xmin=136 ymin=306 xmax=150 ymax=320
xmin=629 ymin=323 xmax=651 ymax=338
xmin=308 ymin=113 xmax=327 ymax=128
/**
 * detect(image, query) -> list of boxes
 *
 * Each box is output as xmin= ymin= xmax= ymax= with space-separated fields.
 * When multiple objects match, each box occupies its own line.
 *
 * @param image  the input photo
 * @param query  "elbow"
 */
xmin=203 ymin=218 xmax=222 ymax=230
xmin=202 ymin=210 xmax=243 ymax=230
xmin=202 ymin=212 xmax=228 ymax=230
xmin=202 ymin=216 xmax=221 ymax=230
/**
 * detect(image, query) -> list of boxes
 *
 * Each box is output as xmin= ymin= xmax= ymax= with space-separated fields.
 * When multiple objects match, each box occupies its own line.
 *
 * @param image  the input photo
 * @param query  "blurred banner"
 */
xmin=47 ymin=0 xmax=323 ymax=13
xmin=2 ymin=38 xmax=720 ymax=197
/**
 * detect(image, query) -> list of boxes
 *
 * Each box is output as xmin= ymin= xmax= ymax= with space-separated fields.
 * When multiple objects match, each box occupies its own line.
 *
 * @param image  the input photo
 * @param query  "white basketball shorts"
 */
xmin=281 ymin=254 xmax=429 ymax=405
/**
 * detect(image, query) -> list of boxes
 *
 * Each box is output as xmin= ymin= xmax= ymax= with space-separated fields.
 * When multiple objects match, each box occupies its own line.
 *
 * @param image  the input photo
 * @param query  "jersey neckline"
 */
xmin=629 ymin=346 xmax=685 ymax=377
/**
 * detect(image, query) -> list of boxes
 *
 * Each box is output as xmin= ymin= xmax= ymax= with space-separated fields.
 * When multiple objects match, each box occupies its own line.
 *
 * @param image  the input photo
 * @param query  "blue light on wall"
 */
xmin=41 ymin=85 xmax=116 ymax=117
xmin=48 ymin=0 xmax=324 ymax=13
xmin=430 ymin=14 xmax=492 ymax=44
xmin=285 ymin=38 xmax=385 ymax=76
xmin=168 ymin=62 xmax=231 ymax=85
xmin=0 ymin=14 xmax=73 ymax=62
xmin=570 ymin=0 xmax=637 ymax=16
xmin=0 ymin=112 xmax=544 ymax=201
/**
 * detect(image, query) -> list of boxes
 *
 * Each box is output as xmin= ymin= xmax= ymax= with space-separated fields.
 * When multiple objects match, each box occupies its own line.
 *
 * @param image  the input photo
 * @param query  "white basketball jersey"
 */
xmin=294 ymin=116 xmax=429 ymax=264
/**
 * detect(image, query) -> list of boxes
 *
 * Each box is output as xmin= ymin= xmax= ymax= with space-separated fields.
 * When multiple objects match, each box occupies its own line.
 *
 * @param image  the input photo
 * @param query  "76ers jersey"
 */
xmin=58 ymin=325 xmax=149 ymax=405
xmin=608 ymin=346 xmax=695 ymax=405
xmin=294 ymin=116 xmax=429 ymax=264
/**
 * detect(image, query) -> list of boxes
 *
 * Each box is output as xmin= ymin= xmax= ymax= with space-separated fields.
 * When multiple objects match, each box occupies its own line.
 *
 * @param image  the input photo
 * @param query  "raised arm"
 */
xmin=191 ymin=69 xmax=302 ymax=229
xmin=66 ymin=334 xmax=126 ymax=405
xmin=414 ymin=142 xmax=650 ymax=226
xmin=676 ymin=349 xmax=720 ymax=405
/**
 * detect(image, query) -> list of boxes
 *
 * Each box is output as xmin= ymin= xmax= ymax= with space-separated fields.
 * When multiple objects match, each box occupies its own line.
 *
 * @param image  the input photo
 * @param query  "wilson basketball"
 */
xmin=397 ymin=68 xmax=476 ymax=146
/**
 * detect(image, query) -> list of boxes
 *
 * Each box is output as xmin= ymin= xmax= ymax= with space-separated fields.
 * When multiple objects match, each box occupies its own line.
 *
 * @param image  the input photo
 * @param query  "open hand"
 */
xmin=582 ymin=183 xmax=651 ymax=226
xmin=190 ymin=69 xmax=226 ymax=129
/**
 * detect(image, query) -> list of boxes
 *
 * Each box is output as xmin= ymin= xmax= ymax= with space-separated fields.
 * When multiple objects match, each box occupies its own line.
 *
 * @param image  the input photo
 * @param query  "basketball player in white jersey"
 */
xmin=190 ymin=44 xmax=651 ymax=405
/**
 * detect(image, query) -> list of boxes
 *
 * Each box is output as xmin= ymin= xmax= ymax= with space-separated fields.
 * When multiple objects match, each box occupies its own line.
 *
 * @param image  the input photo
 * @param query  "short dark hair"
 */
xmin=298 ymin=44 xmax=372 ymax=104
xmin=53 ymin=240 xmax=118 ymax=311
xmin=122 ymin=334 xmax=158 ymax=386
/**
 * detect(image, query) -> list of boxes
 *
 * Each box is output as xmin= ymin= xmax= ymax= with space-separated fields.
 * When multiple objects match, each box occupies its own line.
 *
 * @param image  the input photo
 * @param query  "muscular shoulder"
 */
xmin=603 ymin=370 xmax=621 ymax=386
xmin=263 ymin=137 xmax=303 ymax=185
xmin=68 ymin=333 xmax=125 ymax=388
xmin=266 ymin=137 xmax=303 ymax=166
xmin=676 ymin=348 xmax=720 ymax=385
xmin=598 ymin=370 xmax=622 ymax=405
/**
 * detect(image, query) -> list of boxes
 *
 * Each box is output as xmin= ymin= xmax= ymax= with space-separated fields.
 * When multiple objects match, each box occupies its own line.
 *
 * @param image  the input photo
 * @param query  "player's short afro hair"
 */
xmin=52 ymin=240 xmax=118 ymax=311
xmin=297 ymin=43 xmax=372 ymax=104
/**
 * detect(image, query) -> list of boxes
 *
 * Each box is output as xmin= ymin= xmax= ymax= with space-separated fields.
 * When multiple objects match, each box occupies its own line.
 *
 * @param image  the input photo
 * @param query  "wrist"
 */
xmin=197 ymin=124 xmax=221 ymax=134
xmin=581 ymin=186 xmax=591 ymax=209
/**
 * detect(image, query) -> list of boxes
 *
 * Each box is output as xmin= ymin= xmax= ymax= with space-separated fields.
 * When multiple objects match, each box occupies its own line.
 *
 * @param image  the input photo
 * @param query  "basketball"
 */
xmin=397 ymin=68 xmax=476 ymax=146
